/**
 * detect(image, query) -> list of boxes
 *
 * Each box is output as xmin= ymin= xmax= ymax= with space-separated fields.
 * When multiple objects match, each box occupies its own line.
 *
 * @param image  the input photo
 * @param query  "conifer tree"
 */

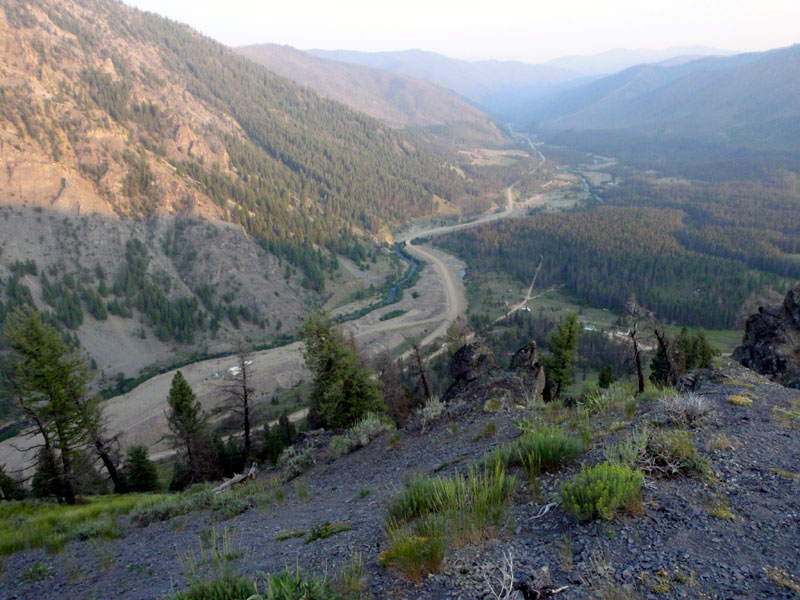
xmin=300 ymin=311 xmax=384 ymax=429
xmin=544 ymin=312 xmax=580 ymax=400
xmin=165 ymin=371 xmax=209 ymax=484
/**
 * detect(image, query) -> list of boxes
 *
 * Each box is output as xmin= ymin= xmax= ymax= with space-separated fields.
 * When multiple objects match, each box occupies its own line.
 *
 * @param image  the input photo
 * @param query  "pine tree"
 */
xmin=165 ymin=371 xmax=209 ymax=484
xmin=300 ymin=311 xmax=384 ymax=429
xmin=123 ymin=446 xmax=159 ymax=492
xmin=2 ymin=308 xmax=98 ymax=503
xmin=598 ymin=365 xmax=615 ymax=389
xmin=544 ymin=312 xmax=580 ymax=400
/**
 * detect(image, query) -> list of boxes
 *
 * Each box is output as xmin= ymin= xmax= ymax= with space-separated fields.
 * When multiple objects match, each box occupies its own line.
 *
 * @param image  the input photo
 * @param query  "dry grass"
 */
xmin=726 ymin=395 xmax=752 ymax=407
xmin=706 ymin=433 xmax=739 ymax=452
xmin=769 ymin=467 xmax=800 ymax=480
xmin=764 ymin=566 xmax=800 ymax=592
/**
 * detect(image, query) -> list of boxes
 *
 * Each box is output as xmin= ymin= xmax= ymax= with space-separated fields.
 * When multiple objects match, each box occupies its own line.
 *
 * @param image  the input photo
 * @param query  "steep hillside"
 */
xmin=527 ymin=45 xmax=800 ymax=157
xmin=0 ymin=0 xmax=489 ymax=379
xmin=235 ymin=44 xmax=504 ymax=143
xmin=309 ymin=48 xmax=580 ymax=118
xmin=2 ymin=345 xmax=798 ymax=599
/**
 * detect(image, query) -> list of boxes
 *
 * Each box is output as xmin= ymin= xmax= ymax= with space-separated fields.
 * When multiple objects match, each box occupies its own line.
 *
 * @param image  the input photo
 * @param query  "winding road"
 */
xmin=1 ymin=149 xmax=547 ymax=473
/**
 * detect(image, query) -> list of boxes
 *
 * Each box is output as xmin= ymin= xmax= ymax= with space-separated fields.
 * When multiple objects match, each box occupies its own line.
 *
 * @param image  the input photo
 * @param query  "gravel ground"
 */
xmin=2 ymin=366 xmax=799 ymax=599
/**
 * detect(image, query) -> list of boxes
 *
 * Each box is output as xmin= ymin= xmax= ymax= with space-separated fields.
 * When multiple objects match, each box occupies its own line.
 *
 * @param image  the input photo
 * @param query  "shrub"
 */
xmin=659 ymin=393 xmax=711 ymax=426
xmin=605 ymin=427 xmax=650 ymax=468
xmin=328 ymin=435 xmax=357 ymax=459
xmin=277 ymin=446 xmax=315 ymax=480
xmin=20 ymin=561 xmax=54 ymax=583
xmin=606 ymin=427 xmax=710 ymax=479
xmin=0 ymin=464 xmax=26 ymax=500
xmin=348 ymin=412 xmax=394 ymax=447
xmin=560 ymin=462 xmax=643 ymax=521
xmin=645 ymin=430 xmax=711 ymax=479
xmin=418 ymin=396 xmax=445 ymax=431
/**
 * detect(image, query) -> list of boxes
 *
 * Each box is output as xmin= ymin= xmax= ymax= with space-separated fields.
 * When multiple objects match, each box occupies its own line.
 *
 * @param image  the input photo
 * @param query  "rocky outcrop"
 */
xmin=442 ymin=339 xmax=545 ymax=407
xmin=733 ymin=284 xmax=800 ymax=388
xmin=449 ymin=340 xmax=496 ymax=383
xmin=510 ymin=340 xmax=546 ymax=404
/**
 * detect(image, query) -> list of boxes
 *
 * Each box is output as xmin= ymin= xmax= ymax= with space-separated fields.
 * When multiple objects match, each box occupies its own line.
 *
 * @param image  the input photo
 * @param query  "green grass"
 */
xmin=483 ymin=424 xmax=584 ymax=480
xmin=382 ymin=462 xmax=516 ymax=581
xmin=167 ymin=569 xmax=345 ymax=600
xmin=0 ymin=494 xmax=170 ymax=555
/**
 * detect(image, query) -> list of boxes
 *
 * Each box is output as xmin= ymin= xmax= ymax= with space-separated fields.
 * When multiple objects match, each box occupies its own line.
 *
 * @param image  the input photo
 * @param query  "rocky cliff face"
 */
xmin=733 ymin=284 xmax=800 ymax=388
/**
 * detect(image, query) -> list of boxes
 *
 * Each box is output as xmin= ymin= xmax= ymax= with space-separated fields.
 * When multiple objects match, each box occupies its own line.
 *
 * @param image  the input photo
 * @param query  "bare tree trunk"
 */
xmin=630 ymin=332 xmax=645 ymax=394
xmin=240 ymin=353 xmax=251 ymax=457
xmin=95 ymin=438 xmax=126 ymax=494
xmin=654 ymin=328 xmax=679 ymax=386
xmin=412 ymin=342 xmax=431 ymax=401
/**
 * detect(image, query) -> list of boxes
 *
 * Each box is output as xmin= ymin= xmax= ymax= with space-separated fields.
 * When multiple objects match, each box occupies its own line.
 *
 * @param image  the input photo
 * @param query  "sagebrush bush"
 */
xmin=659 ymin=393 xmax=711 ymax=425
xmin=349 ymin=412 xmax=394 ymax=446
xmin=560 ymin=462 xmax=643 ymax=521
xmin=606 ymin=427 xmax=710 ymax=479
xmin=418 ymin=397 xmax=445 ymax=431
xmin=278 ymin=446 xmax=315 ymax=479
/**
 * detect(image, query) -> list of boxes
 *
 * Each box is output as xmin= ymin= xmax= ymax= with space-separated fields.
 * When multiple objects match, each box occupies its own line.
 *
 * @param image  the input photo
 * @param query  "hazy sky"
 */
xmin=123 ymin=0 xmax=798 ymax=62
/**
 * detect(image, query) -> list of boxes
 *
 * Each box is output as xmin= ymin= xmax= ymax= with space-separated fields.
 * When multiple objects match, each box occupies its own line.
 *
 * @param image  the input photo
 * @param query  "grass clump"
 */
xmin=483 ymin=424 xmax=584 ymax=480
xmin=705 ymin=494 xmax=736 ymax=520
xmin=305 ymin=521 xmax=352 ymax=543
xmin=382 ymin=462 xmax=516 ymax=581
xmin=581 ymin=385 xmax=633 ymax=416
xmin=379 ymin=530 xmax=445 ymax=583
xmin=0 ymin=494 xmax=170 ymax=555
xmin=560 ymin=461 xmax=643 ymax=521
xmin=769 ymin=467 xmax=800 ymax=480
xmin=727 ymin=395 xmax=752 ymax=407
xmin=764 ymin=566 xmax=800 ymax=593
xmin=168 ymin=569 xmax=344 ymax=600
xmin=20 ymin=561 xmax=54 ymax=583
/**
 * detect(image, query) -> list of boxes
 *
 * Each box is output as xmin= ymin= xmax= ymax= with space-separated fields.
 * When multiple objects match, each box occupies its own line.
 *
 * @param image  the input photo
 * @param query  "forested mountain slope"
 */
xmin=309 ymin=48 xmax=580 ymax=117
xmin=526 ymin=45 xmax=800 ymax=157
xmin=236 ymin=43 xmax=505 ymax=143
xmin=0 ymin=0 xmax=492 ymax=382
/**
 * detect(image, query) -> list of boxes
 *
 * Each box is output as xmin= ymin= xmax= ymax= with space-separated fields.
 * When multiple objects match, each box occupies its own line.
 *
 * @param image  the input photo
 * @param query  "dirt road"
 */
xmin=2 ymin=160 xmax=547 ymax=474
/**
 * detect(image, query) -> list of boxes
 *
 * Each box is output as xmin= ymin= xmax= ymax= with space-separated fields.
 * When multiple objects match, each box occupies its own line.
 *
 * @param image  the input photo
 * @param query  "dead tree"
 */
xmin=219 ymin=345 xmax=255 ymax=457
xmin=625 ymin=296 xmax=652 ymax=395
xmin=411 ymin=342 xmax=432 ymax=402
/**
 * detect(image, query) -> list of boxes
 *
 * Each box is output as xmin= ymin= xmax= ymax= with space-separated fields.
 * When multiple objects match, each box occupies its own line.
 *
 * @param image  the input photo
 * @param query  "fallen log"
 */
xmin=212 ymin=463 xmax=256 ymax=494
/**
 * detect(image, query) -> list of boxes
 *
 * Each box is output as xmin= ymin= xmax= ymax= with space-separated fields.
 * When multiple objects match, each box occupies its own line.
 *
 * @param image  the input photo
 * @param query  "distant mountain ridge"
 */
xmin=526 ymin=44 xmax=800 ymax=156
xmin=544 ymin=45 xmax=735 ymax=75
xmin=307 ymin=48 xmax=580 ymax=118
xmin=236 ymin=44 xmax=503 ymax=140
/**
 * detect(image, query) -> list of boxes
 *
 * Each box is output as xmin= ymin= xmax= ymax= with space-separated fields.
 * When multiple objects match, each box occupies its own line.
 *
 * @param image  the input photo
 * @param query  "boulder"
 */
xmin=733 ymin=284 xmax=800 ymax=388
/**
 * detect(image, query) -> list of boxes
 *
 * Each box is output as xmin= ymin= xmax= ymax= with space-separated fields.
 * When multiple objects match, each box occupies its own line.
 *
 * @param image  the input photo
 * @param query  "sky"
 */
xmin=123 ymin=0 xmax=799 ymax=63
